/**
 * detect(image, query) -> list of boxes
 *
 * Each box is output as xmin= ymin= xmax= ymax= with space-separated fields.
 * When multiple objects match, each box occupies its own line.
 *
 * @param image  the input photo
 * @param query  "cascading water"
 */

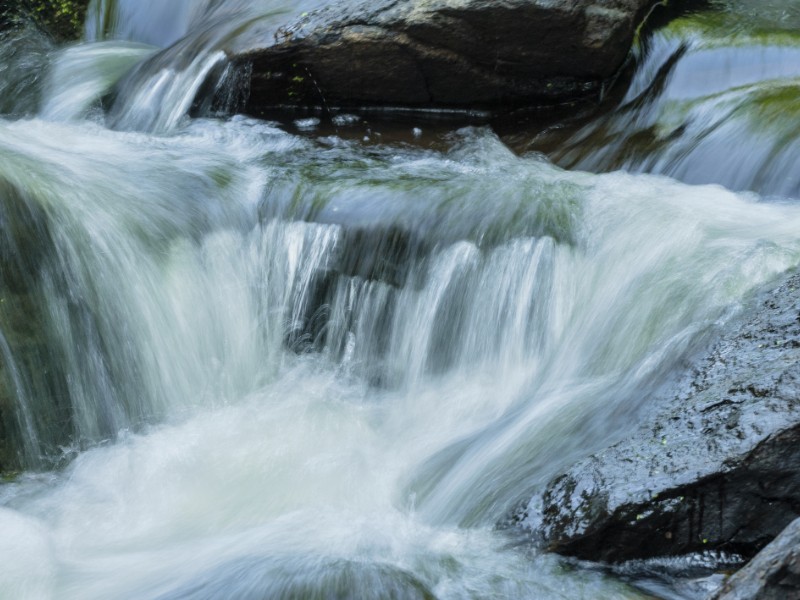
xmin=1 ymin=0 xmax=799 ymax=598
xmin=526 ymin=0 xmax=800 ymax=198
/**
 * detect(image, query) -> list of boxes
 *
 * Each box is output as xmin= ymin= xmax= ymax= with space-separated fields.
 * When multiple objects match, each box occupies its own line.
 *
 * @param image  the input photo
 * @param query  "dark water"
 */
xmin=0 ymin=1 xmax=798 ymax=598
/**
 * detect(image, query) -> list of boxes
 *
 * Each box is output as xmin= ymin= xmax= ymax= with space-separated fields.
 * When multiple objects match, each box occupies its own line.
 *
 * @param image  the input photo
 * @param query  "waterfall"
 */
xmin=533 ymin=3 xmax=800 ymax=197
xmin=1 ymin=0 xmax=799 ymax=598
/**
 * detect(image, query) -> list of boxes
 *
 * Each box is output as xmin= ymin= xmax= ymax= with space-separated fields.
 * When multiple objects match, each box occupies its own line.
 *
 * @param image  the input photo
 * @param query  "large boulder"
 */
xmin=515 ymin=270 xmax=800 ymax=563
xmin=229 ymin=0 xmax=663 ymax=117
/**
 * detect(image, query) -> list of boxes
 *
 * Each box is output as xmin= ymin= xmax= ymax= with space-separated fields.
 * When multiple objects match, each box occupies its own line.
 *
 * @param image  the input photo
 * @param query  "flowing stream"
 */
xmin=1 ymin=1 xmax=799 ymax=598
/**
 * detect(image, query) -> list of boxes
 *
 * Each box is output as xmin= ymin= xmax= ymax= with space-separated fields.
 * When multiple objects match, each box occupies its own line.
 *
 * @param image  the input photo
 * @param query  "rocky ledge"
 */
xmin=229 ymin=0 xmax=662 ymax=117
xmin=515 ymin=270 xmax=800 ymax=564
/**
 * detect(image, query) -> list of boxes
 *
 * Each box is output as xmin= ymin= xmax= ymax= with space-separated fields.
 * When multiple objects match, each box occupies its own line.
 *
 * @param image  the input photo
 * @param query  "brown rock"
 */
xmin=228 ymin=0 xmax=663 ymax=117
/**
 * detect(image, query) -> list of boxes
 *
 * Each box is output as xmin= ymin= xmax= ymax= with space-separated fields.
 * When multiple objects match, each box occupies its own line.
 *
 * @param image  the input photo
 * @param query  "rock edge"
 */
xmin=521 ymin=270 xmax=800 ymax=564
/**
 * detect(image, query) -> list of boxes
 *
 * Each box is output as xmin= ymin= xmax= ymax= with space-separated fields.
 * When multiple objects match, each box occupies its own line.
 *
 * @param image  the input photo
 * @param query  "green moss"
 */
xmin=211 ymin=168 xmax=234 ymax=189
xmin=1 ymin=0 xmax=90 ymax=42
xmin=653 ymin=79 xmax=800 ymax=144
xmin=663 ymin=0 xmax=800 ymax=47
xmin=0 ymin=471 xmax=20 ymax=483
xmin=743 ymin=82 xmax=800 ymax=123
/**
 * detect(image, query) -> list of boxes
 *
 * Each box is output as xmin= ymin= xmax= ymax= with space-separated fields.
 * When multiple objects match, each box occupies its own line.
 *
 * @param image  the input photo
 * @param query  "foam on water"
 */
xmin=1 ymin=1 xmax=800 ymax=597
xmin=1 ymin=116 xmax=799 ymax=598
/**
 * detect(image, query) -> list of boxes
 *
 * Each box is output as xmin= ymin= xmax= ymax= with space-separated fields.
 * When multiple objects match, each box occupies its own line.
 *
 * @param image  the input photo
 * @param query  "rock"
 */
xmin=0 ymin=1 xmax=89 ymax=42
xmin=714 ymin=517 xmax=800 ymax=600
xmin=0 ymin=25 xmax=53 ymax=118
xmin=162 ymin=557 xmax=436 ymax=599
xmin=518 ymin=271 xmax=800 ymax=563
xmin=229 ymin=0 xmax=663 ymax=117
xmin=0 ymin=178 xmax=72 ymax=473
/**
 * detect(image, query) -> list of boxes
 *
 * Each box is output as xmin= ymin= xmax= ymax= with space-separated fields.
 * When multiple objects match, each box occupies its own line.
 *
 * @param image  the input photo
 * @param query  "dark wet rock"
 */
xmin=518 ymin=271 xmax=800 ymax=563
xmin=714 ymin=516 xmax=800 ymax=600
xmin=0 ymin=179 xmax=72 ymax=473
xmin=0 ymin=179 xmax=45 ymax=473
xmin=0 ymin=0 xmax=89 ymax=42
xmin=229 ymin=0 xmax=663 ymax=117
xmin=0 ymin=26 xmax=53 ymax=118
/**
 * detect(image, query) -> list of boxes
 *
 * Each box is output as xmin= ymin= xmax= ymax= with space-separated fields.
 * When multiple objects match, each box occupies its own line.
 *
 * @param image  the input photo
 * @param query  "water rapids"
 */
xmin=0 ymin=0 xmax=799 ymax=598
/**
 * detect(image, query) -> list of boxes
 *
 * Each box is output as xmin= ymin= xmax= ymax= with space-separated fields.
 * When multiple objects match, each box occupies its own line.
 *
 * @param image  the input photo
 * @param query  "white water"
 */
xmin=1 ymin=1 xmax=800 ymax=599
xmin=85 ymin=0 xmax=221 ymax=47
xmin=41 ymin=42 xmax=157 ymax=122
xmin=2 ymin=116 xmax=800 ymax=598
xmin=82 ymin=0 xmax=332 ymax=132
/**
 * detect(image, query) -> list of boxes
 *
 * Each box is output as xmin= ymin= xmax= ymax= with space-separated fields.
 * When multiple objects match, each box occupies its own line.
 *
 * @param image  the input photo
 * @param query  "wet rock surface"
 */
xmin=519 ymin=270 xmax=800 ymax=563
xmin=229 ymin=0 xmax=662 ymax=117
xmin=0 ymin=179 xmax=71 ymax=473
xmin=714 ymin=516 xmax=800 ymax=600
xmin=0 ymin=0 xmax=89 ymax=42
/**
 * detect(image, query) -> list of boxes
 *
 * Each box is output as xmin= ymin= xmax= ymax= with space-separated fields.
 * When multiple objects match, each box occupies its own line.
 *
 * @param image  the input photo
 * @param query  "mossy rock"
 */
xmin=664 ymin=0 xmax=800 ymax=47
xmin=1 ymin=0 xmax=89 ymax=42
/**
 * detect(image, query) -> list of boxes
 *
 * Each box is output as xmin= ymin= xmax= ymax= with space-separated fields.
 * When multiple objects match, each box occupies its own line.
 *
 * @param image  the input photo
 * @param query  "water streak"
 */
xmin=532 ymin=1 xmax=800 ymax=198
xmin=1 ymin=0 xmax=800 ymax=598
xmin=1 ymin=117 xmax=800 ymax=598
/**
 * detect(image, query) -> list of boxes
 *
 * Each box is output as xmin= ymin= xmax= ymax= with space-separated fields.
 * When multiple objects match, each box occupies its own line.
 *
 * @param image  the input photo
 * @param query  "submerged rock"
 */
xmin=0 ymin=179 xmax=72 ymax=473
xmin=714 ymin=516 xmax=800 ymax=600
xmin=160 ymin=556 xmax=436 ymax=600
xmin=229 ymin=0 xmax=663 ymax=117
xmin=518 ymin=270 xmax=800 ymax=563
